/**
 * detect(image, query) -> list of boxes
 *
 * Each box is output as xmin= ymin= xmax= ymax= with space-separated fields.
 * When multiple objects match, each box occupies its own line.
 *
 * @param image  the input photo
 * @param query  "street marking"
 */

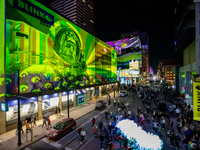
xmin=65 ymin=147 xmax=72 ymax=150
xmin=42 ymin=137 xmax=62 ymax=148
xmin=24 ymin=148 xmax=32 ymax=150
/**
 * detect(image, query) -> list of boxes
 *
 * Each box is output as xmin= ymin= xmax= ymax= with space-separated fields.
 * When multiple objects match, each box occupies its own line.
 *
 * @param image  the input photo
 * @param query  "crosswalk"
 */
xmin=41 ymin=137 xmax=62 ymax=148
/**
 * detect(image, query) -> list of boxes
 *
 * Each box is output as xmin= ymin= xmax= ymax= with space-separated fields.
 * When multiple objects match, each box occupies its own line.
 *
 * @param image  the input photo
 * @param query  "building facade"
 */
xmin=50 ymin=0 xmax=94 ymax=35
xmin=0 ymin=0 xmax=116 ymax=134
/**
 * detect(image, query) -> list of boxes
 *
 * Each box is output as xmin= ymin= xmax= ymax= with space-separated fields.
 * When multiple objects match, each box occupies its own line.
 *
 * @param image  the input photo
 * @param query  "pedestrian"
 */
xmin=177 ymin=120 xmax=182 ymax=134
xmin=92 ymin=117 xmax=96 ymax=127
xmin=110 ymin=112 xmax=113 ymax=119
xmin=93 ymin=124 xmax=98 ymax=137
xmin=105 ymin=111 xmax=108 ymax=120
xmin=16 ymin=120 xmax=24 ymax=135
xmin=77 ymin=126 xmax=81 ymax=140
xmin=48 ymin=117 xmax=52 ymax=129
xmin=175 ymin=108 xmax=180 ymax=118
xmin=175 ymin=133 xmax=181 ymax=149
xmin=108 ymin=99 xmax=111 ymax=106
xmin=103 ymin=122 xmax=107 ymax=133
xmin=123 ymin=137 xmax=128 ymax=150
xmin=157 ymin=124 xmax=161 ymax=137
xmin=182 ymin=135 xmax=189 ymax=150
xmin=169 ymin=120 xmax=173 ymax=130
xmin=108 ymin=122 xmax=112 ymax=134
xmin=26 ymin=121 xmax=31 ymax=133
xmin=99 ymin=121 xmax=103 ymax=132
xmin=80 ymin=128 xmax=86 ymax=144
xmin=55 ymin=107 xmax=57 ymax=116
xmin=137 ymin=106 xmax=140 ymax=114
xmin=42 ymin=117 xmax=47 ymax=128
xmin=117 ymin=99 xmax=120 ymax=107
xmin=113 ymin=99 xmax=116 ymax=106
xmin=33 ymin=116 xmax=37 ymax=126
xmin=58 ymin=107 xmax=61 ymax=116
xmin=167 ymin=129 xmax=171 ymax=143
xmin=99 ymin=132 xmax=104 ymax=150
xmin=170 ymin=131 xmax=175 ymax=147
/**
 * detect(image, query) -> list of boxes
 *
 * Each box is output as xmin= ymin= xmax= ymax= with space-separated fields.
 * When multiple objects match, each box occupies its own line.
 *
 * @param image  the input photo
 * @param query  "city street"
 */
xmin=21 ymin=90 xmax=183 ymax=150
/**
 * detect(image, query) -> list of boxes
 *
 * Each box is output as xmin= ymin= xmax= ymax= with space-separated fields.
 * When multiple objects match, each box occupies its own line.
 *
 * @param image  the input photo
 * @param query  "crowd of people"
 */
xmin=75 ymin=83 xmax=199 ymax=150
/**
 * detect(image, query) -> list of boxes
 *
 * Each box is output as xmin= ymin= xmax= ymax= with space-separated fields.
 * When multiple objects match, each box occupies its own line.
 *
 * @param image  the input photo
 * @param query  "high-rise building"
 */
xmin=50 ymin=0 xmax=94 ymax=35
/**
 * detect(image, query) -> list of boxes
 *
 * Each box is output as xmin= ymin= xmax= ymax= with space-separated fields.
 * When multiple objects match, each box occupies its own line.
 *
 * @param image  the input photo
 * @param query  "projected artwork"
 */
xmin=1 ymin=0 xmax=117 ymax=96
xmin=106 ymin=37 xmax=141 ymax=54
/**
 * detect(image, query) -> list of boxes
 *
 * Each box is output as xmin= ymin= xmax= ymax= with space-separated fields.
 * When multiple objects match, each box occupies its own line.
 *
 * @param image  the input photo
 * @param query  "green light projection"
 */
xmin=3 ymin=0 xmax=117 ymax=96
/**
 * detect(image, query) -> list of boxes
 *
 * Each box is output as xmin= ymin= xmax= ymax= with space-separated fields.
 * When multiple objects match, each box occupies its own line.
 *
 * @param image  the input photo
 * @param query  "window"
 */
xmin=173 ymin=74 xmax=175 ymax=76
xmin=167 ymin=71 xmax=169 ymax=73
xmin=170 ymin=71 xmax=172 ymax=73
xmin=167 ymin=74 xmax=169 ymax=76
xmin=53 ymin=123 xmax=63 ymax=130
xmin=63 ymin=120 xmax=72 ymax=128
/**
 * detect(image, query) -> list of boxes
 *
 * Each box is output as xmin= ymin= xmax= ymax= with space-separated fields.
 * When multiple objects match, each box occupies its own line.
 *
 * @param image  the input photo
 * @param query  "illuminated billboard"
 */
xmin=106 ymin=37 xmax=141 ymax=54
xmin=1 ymin=0 xmax=117 ymax=96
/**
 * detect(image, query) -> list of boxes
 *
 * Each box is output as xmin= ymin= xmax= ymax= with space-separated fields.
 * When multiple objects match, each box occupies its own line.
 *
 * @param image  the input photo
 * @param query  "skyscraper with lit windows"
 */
xmin=50 ymin=0 xmax=94 ymax=35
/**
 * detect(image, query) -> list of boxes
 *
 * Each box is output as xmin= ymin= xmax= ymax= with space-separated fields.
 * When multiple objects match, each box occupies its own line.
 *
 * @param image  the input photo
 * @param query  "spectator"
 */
xmin=167 ymin=129 xmax=171 ymax=143
xmin=177 ymin=120 xmax=182 ymax=134
xmin=175 ymin=108 xmax=180 ymax=118
xmin=170 ymin=131 xmax=175 ymax=147
xmin=182 ymin=135 xmax=189 ymax=150
xmin=175 ymin=133 xmax=181 ymax=149
xmin=99 ymin=132 xmax=104 ymax=150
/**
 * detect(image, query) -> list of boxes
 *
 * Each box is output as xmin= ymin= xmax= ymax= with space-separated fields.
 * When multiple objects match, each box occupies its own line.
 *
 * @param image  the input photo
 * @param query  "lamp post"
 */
xmin=17 ymin=70 xmax=22 ymax=146
xmin=67 ymin=89 xmax=69 ymax=118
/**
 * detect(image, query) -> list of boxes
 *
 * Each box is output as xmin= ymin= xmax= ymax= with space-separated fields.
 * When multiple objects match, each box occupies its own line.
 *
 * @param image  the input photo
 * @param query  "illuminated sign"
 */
xmin=14 ymin=0 xmax=54 ymax=26
xmin=1 ymin=102 xmax=9 ymax=112
xmin=193 ymin=75 xmax=200 ymax=121
xmin=77 ymin=94 xmax=85 ymax=105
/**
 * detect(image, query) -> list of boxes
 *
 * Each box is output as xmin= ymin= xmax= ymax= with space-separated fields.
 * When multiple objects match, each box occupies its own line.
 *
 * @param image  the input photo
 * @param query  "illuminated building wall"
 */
xmin=2 ymin=0 xmax=117 ymax=96
xmin=106 ymin=36 xmax=141 ymax=55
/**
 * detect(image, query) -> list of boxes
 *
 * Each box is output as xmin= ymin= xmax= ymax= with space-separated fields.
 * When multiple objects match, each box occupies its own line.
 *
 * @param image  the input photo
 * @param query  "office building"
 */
xmin=50 ymin=0 xmax=94 ymax=35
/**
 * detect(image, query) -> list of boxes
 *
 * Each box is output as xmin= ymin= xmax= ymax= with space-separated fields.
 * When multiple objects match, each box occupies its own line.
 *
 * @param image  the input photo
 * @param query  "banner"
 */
xmin=193 ymin=75 xmax=200 ymax=121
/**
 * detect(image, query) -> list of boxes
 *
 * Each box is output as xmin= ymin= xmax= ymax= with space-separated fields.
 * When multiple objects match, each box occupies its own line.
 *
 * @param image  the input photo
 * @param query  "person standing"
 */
xmin=99 ymin=132 xmax=105 ymax=150
xmin=175 ymin=133 xmax=181 ymax=149
xmin=48 ymin=117 xmax=52 ymax=129
xmin=105 ymin=111 xmax=109 ymax=120
xmin=26 ymin=121 xmax=31 ymax=133
xmin=80 ymin=128 xmax=86 ymax=144
xmin=117 ymin=99 xmax=120 ymax=107
xmin=92 ymin=117 xmax=96 ymax=127
xmin=170 ymin=131 xmax=175 ymax=147
xmin=113 ymin=99 xmax=116 ymax=107
xmin=42 ymin=117 xmax=47 ymax=128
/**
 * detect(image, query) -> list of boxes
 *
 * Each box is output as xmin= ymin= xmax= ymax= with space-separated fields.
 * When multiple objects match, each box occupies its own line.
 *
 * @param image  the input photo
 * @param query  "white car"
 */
xmin=120 ymin=90 xmax=128 ymax=97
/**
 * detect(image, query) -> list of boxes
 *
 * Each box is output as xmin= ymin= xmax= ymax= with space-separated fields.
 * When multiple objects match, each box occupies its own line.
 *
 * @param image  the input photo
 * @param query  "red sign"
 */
xmin=126 ymin=77 xmax=129 ymax=81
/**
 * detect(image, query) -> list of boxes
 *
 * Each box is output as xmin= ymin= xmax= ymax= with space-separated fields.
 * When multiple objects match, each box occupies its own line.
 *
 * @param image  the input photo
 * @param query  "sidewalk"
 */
xmin=0 ymin=91 xmax=119 ymax=150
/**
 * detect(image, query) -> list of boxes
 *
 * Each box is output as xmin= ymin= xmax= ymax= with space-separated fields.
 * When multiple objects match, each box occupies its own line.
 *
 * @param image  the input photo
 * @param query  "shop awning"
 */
xmin=76 ymin=90 xmax=87 ymax=95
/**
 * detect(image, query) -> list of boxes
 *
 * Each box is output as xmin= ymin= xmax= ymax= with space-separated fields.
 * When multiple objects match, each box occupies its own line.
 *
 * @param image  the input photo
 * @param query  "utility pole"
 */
xmin=17 ymin=70 xmax=22 ymax=146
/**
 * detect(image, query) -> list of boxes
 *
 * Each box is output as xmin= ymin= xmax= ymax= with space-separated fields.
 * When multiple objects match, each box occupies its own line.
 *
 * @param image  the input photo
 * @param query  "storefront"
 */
xmin=62 ymin=91 xmax=75 ymax=107
xmin=6 ymin=97 xmax=38 ymax=121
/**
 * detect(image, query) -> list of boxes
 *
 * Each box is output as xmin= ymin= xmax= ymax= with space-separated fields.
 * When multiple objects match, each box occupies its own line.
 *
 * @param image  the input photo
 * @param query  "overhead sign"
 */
xmin=14 ymin=0 xmax=54 ymax=26
xmin=1 ymin=102 xmax=9 ymax=112
xmin=193 ymin=75 xmax=200 ymax=121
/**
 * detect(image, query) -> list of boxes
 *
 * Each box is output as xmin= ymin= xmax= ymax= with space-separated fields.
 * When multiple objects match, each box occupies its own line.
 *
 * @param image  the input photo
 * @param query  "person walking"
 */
xmin=177 ymin=120 xmax=182 ymax=134
xmin=99 ymin=121 xmax=103 ymax=132
xmin=16 ymin=120 xmax=24 ymax=135
xmin=170 ymin=131 xmax=175 ymax=147
xmin=105 ymin=111 xmax=109 ymax=120
xmin=99 ymin=132 xmax=105 ymax=150
xmin=26 ymin=121 xmax=31 ymax=133
xmin=117 ymin=99 xmax=120 ymax=107
xmin=77 ymin=126 xmax=81 ymax=140
xmin=80 ymin=128 xmax=86 ymax=144
xmin=108 ymin=122 xmax=112 ymax=134
xmin=42 ymin=117 xmax=47 ymax=128
xmin=48 ymin=117 xmax=52 ymax=129
xmin=93 ymin=124 xmax=98 ymax=137
xmin=92 ymin=117 xmax=96 ymax=127
xmin=33 ymin=116 xmax=37 ymax=127
xmin=58 ymin=107 xmax=61 ymax=116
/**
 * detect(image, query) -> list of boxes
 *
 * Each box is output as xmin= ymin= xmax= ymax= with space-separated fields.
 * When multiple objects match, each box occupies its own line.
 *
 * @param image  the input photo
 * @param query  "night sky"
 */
xmin=38 ymin=0 xmax=182 ymax=73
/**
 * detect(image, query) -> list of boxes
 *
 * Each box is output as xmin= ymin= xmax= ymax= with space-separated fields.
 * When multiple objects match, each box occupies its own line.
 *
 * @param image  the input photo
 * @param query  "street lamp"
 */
xmin=17 ymin=70 xmax=22 ymax=146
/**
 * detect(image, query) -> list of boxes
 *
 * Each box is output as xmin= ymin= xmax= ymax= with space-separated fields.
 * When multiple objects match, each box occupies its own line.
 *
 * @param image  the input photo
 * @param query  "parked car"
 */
xmin=120 ymin=90 xmax=128 ymax=97
xmin=46 ymin=118 xmax=76 ymax=141
xmin=95 ymin=100 xmax=107 ymax=110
